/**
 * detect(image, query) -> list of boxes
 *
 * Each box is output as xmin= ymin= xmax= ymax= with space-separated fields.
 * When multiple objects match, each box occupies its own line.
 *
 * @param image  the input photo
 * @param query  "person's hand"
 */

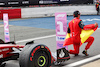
xmin=94 ymin=22 xmax=98 ymax=28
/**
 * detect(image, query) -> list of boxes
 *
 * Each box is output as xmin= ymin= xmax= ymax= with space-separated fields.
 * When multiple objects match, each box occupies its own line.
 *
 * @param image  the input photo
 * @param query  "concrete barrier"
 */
xmin=21 ymin=5 xmax=97 ymax=18
xmin=0 ymin=5 xmax=97 ymax=19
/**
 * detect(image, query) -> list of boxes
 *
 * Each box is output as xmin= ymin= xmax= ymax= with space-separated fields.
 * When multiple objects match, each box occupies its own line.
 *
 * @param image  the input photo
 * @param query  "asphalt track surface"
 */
xmin=0 ymin=15 xmax=100 ymax=67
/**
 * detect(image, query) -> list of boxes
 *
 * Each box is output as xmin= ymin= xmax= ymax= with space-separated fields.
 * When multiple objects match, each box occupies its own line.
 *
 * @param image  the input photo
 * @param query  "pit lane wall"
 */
xmin=0 ymin=5 xmax=97 ymax=19
xmin=0 ymin=9 xmax=21 ymax=19
xmin=21 ymin=5 xmax=97 ymax=18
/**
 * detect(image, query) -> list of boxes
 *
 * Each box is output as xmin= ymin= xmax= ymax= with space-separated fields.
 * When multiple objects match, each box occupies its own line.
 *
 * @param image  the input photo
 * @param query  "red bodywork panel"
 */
xmin=0 ymin=44 xmax=24 ymax=59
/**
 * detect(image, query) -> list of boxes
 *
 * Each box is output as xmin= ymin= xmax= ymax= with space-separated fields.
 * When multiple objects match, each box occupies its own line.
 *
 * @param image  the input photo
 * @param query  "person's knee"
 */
xmin=69 ymin=50 xmax=79 ymax=54
xmin=91 ymin=37 xmax=94 ymax=41
xmin=89 ymin=36 xmax=94 ymax=41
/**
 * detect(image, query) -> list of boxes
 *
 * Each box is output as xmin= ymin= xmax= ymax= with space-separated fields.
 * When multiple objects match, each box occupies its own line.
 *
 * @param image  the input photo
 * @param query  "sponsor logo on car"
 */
xmin=0 ymin=48 xmax=9 ymax=52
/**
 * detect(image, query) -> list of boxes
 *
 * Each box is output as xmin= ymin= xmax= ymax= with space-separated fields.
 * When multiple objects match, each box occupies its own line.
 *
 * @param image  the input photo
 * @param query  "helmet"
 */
xmin=73 ymin=10 xmax=80 ymax=17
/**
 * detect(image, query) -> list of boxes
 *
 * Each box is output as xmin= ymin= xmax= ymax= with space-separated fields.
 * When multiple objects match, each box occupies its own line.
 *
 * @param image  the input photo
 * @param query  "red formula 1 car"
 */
xmin=0 ymin=39 xmax=70 ymax=67
xmin=0 ymin=39 xmax=24 ymax=66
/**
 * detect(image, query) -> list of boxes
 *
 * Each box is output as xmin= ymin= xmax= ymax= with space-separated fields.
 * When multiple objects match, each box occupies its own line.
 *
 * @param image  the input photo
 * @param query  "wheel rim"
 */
xmin=38 ymin=56 xmax=46 ymax=66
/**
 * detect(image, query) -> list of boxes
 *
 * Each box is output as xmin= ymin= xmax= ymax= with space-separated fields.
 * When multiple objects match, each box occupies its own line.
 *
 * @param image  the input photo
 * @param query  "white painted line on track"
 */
xmin=16 ymin=28 xmax=100 ymax=43
xmin=65 ymin=54 xmax=100 ymax=67
xmin=16 ymin=34 xmax=56 ymax=43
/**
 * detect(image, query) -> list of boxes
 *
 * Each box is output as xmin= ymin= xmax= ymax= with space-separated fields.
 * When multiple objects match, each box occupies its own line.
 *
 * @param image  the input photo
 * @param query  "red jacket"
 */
xmin=68 ymin=18 xmax=95 ymax=44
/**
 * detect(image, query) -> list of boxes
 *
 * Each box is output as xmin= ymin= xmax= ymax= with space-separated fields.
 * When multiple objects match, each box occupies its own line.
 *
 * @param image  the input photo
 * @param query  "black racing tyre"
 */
xmin=19 ymin=44 xmax=51 ymax=67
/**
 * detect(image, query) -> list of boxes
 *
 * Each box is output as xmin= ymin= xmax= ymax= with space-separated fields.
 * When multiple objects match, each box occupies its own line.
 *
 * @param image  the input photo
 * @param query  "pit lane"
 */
xmin=0 ymin=15 xmax=100 ymax=67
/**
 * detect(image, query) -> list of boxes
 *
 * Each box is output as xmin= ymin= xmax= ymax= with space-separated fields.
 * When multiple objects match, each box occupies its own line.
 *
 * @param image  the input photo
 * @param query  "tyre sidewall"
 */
xmin=19 ymin=44 xmax=51 ymax=67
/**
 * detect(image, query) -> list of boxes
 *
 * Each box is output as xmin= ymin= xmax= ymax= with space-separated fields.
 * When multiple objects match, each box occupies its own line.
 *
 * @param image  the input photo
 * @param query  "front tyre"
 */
xmin=19 ymin=44 xmax=52 ymax=67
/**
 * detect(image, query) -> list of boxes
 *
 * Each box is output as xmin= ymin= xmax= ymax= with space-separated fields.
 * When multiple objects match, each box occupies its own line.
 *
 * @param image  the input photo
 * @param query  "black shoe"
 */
xmin=74 ymin=54 xmax=78 ymax=56
xmin=82 ymin=50 xmax=89 ymax=56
